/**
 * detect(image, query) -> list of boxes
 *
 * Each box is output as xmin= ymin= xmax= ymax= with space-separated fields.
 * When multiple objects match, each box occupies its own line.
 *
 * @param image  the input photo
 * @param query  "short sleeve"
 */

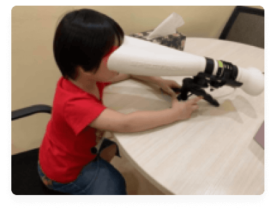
xmin=64 ymin=98 xmax=107 ymax=136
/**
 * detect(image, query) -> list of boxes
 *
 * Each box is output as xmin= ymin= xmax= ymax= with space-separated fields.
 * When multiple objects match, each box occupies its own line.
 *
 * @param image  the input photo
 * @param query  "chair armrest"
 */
xmin=12 ymin=105 xmax=52 ymax=121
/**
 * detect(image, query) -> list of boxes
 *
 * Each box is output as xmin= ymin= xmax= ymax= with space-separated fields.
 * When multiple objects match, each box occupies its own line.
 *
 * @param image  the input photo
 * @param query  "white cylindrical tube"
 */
xmin=107 ymin=36 xmax=264 ymax=96
xmin=236 ymin=67 xmax=264 ymax=96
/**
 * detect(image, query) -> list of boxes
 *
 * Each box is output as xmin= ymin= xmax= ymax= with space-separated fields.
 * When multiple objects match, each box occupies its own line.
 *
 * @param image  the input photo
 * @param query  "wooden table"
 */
xmin=103 ymin=38 xmax=264 ymax=195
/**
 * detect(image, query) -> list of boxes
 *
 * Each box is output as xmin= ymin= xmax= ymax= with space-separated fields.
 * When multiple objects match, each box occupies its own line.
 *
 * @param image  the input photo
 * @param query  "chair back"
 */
xmin=220 ymin=6 xmax=264 ymax=48
xmin=12 ymin=104 xmax=66 ymax=194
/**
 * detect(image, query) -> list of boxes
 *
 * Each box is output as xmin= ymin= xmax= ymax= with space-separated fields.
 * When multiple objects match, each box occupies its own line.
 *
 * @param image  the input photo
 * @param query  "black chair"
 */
xmin=219 ymin=6 xmax=264 ymax=48
xmin=12 ymin=105 xmax=67 ymax=195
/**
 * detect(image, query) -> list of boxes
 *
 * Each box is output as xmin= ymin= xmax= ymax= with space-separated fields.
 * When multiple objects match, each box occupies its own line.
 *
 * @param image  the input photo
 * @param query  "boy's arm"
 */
xmin=109 ymin=73 xmax=130 ymax=83
xmin=130 ymin=75 xmax=163 ymax=85
xmin=109 ymin=73 xmax=163 ymax=85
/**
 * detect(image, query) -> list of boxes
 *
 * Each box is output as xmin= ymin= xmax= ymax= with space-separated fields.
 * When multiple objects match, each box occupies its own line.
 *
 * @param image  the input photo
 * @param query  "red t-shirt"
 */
xmin=39 ymin=77 xmax=111 ymax=183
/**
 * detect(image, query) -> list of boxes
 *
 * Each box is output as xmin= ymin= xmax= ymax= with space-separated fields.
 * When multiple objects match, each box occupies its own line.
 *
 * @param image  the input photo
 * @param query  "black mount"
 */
xmin=173 ymin=61 xmax=243 ymax=106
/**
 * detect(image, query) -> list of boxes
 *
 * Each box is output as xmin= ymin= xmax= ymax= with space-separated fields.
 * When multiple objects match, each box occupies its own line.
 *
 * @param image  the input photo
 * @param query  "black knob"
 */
xmin=91 ymin=147 xmax=98 ymax=155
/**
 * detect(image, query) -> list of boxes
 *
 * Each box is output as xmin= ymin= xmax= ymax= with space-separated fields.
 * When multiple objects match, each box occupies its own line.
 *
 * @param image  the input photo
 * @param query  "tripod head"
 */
xmin=174 ymin=61 xmax=243 ymax=106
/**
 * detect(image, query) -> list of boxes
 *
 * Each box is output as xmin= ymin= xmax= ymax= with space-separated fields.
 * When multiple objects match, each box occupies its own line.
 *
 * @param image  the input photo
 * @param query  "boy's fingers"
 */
xmin=171 ymin=91 xmax=178 ymax=98
xmin=171 ymin=94 xmax=177 ymax=101
xmin=164 ymin=87 xmax=177 ymax=98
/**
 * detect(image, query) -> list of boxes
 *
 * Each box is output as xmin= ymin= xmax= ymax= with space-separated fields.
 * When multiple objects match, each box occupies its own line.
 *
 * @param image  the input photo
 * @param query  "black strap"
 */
xmin=204 ymin=58 xmax=214 ymax=75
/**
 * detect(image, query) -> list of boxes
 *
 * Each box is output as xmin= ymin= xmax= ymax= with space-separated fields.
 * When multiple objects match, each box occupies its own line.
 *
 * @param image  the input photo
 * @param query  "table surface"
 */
xmin=103 ymin=37 xmax=264 ymax=195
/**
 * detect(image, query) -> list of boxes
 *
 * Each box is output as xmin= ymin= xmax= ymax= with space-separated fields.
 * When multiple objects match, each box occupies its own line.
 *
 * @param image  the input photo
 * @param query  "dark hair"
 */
xmin=53 ymin=9 xmax=124 ymax=79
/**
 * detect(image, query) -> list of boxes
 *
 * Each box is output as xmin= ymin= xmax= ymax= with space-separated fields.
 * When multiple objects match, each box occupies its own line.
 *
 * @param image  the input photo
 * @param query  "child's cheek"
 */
xmin=102 ymin=56 xmax=112 ymax=73
xmin=103 ymin=46 xmax=119 ymax=66
xmin=102 ymin=55 xmax=109 ymax=66
xmin=103 ymin=46 xmax=118 ymax=65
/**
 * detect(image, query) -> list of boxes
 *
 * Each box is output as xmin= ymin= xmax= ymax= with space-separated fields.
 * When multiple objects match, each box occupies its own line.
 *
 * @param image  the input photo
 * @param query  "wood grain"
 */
xmin=103 ymin=38 xmax=264 ymax=195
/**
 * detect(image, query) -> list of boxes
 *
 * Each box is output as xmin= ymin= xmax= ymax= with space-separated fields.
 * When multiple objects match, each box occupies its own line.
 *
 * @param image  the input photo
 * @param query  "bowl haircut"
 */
xmin=53 ymin=9 xmax=124 ymax=79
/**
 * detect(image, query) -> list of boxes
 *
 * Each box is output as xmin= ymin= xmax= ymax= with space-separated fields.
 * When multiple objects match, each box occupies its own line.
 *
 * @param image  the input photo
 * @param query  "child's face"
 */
xmin=88 ymin=46 xmax=119 ymax=82
xmin=93 ymin=46 xmax=119 ymax=82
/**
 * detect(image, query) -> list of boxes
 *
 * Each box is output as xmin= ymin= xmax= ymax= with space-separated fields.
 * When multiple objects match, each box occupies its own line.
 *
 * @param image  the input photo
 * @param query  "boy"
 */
xmin=38 ymin=8 xmax=202 ymax=195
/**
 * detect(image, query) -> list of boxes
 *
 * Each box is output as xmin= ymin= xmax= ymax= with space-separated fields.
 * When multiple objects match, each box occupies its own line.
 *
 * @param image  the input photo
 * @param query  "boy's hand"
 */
xmin=95 ymin=130 xmax=117 ymax=163
xmin=158 ymin=79 xmax=181 ymax=97
xmin=96 ymin=129 xmax=105 ymax=143
xmin=171 ymin=96 xmax=203 ymax=120
xmin=99 ymin=144 xmax=117 ymax=163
